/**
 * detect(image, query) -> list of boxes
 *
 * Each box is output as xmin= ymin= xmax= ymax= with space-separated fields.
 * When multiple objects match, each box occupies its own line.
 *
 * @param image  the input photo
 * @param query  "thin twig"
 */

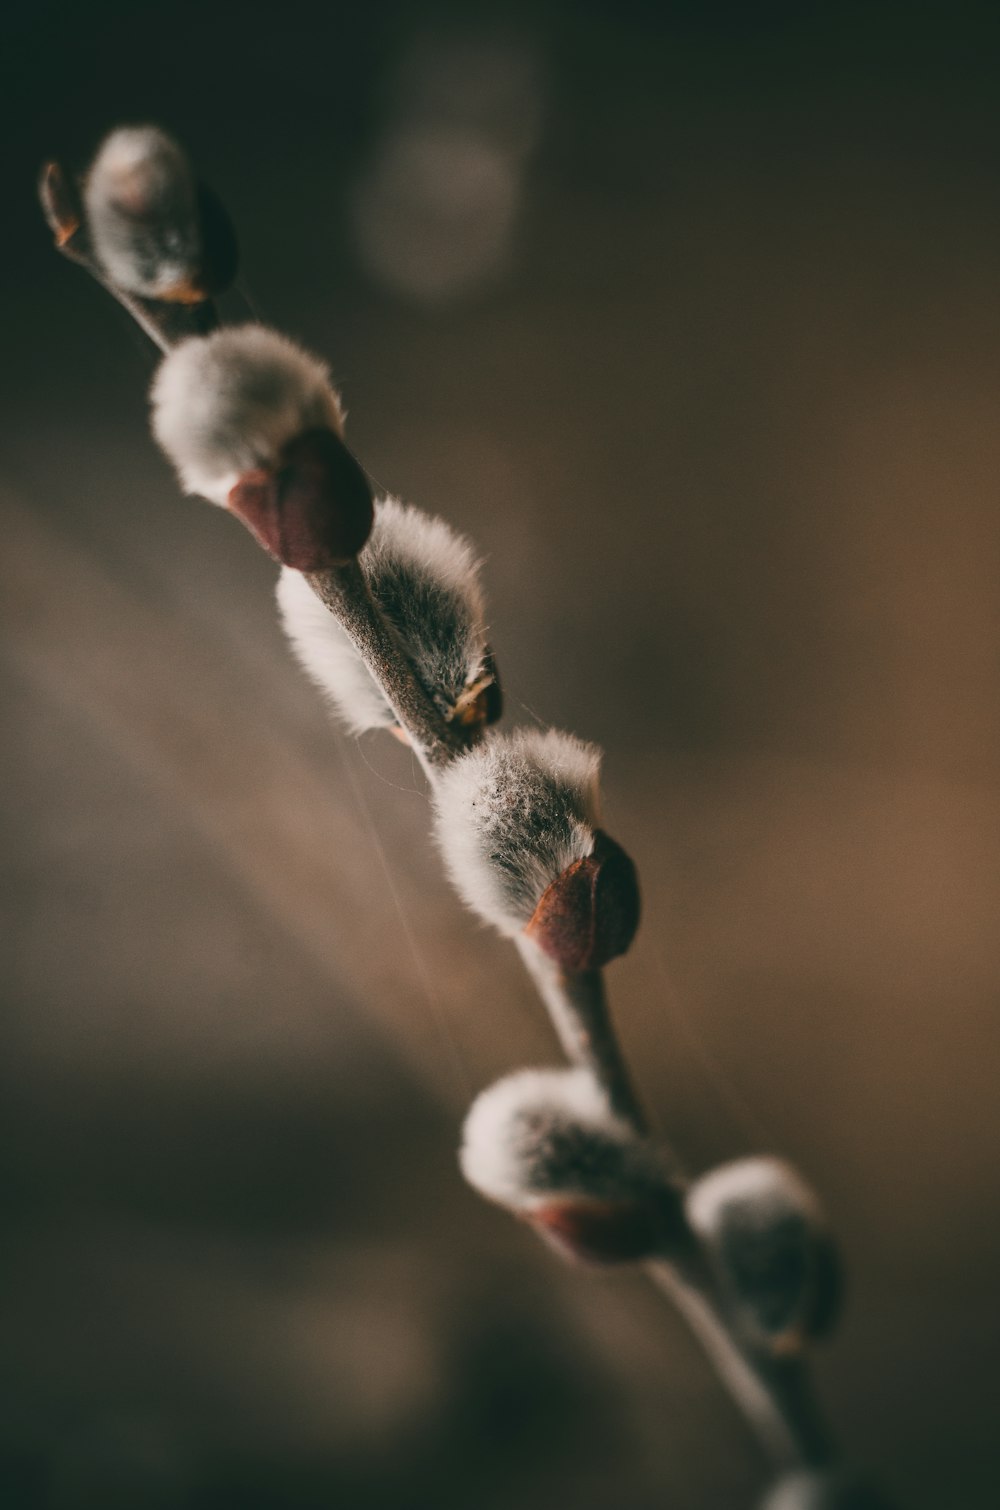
xmin=647 ymin=1254 xmax=835 ymax=1472
xmin=518 ymin=922 xmax=835 ymax=1474
xmin=515 ymin=934 xmax=646 ymax=1130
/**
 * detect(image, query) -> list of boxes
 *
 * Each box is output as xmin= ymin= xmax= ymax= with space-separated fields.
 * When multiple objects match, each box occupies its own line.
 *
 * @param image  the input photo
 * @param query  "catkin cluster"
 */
xmin=40 ymin=125 xmax=892 ymax=1510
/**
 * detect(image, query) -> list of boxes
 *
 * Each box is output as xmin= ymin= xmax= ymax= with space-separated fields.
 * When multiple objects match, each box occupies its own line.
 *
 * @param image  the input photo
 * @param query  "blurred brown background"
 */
xmin=2 ymin=2 xmax=999 ymax=1506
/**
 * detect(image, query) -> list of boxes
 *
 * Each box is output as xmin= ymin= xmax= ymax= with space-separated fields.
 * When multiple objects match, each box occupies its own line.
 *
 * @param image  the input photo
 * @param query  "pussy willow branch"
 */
xmin=306 ymin=564 xmax=646 ymax=1128
xmin=41 ymin=150 xmax=837 ymax=1487
xmin=286 ymin=573 xmax=833 ymax=1472
xmin=310 ymin=558 xmax=837 ymax=1478
xmin=273 ymin=577 xmax=834 ymax=1471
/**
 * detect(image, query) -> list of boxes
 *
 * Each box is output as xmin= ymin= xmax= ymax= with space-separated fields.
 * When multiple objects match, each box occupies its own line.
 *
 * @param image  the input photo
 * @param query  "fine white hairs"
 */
xmin=460 ymin=1066 xmax=670 ymax=1213
xmin=276 ymin=497 xmax=490 ymax=733
xmin=432 ymin=728 xmax=601 ymax=935
xmin=150 ymin=324 xmax=345 ymax=505
xmin=85 ymin=126 xmax=200 ymax=298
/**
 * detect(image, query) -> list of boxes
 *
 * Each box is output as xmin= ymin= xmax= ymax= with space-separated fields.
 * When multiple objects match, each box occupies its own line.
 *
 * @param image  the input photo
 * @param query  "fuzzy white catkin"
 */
xmin=278 ymin=566 xmax=389 ymax=732
xmin=150 ymin=325 xmax=345 ymax=505
xmin=276 ymin=497 xmax=489 ymax=733
xmin=460 ymin=1067 xmax=670 ymax=1212
xmin=686 ymin=1156 xmax=839 ymax=1347
xmin=432 ymin=728 xmax=601 ymax=935
xmin=685 ymin=1158 xmax=824 ymax=1241
xmin=85 ymin=126 xmax=200 ymax=298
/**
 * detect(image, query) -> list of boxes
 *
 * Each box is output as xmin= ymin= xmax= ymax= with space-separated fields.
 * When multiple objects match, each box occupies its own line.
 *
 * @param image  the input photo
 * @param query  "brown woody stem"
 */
xmin=306 ymin=561 xmax=469 ymax=776
xmin=647 ymin=1251 xmax=836 ymax=1472
xmin=514 ymin=934 xmax=647 ymax=1130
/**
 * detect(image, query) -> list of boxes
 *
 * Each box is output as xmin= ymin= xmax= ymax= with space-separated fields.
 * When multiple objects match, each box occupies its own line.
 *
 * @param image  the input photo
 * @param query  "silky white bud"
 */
xmin=686 ymin=1157 xmax=842 ymax=1352
xmin=150 ymin=325 xmax=344 ymax=506
xmin=460 ymin=1068 xmax=679 ymax=1263
xmin=432 ymin=729 xmax=640 ymax=968
xmin=85 ymin=126 xmax=201 ymax=299
xmin=432 ymin=729 xmax=601 ymax=936
xmin=461 ymin=1067 xmax=665 ymax=1210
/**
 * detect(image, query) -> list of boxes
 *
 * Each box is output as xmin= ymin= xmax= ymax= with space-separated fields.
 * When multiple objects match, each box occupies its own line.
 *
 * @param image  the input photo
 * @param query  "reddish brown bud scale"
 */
xmin=527 ymin=1197 xmax=664 ymax=1265
xmin=525 ymin=829 xmax=640 ymax=972
xmin=228 ymin=428 xmax=375 ymax=569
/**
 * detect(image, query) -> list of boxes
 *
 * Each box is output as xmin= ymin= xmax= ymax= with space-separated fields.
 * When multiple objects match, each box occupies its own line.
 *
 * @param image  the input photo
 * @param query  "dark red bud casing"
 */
xmin=527 ymin=1197 xmax=663 ymax=1265
xmin=525 ymin=829 xmax=640 ymax=972
xmin=228 ymin=428 xmax=375 ymax=570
